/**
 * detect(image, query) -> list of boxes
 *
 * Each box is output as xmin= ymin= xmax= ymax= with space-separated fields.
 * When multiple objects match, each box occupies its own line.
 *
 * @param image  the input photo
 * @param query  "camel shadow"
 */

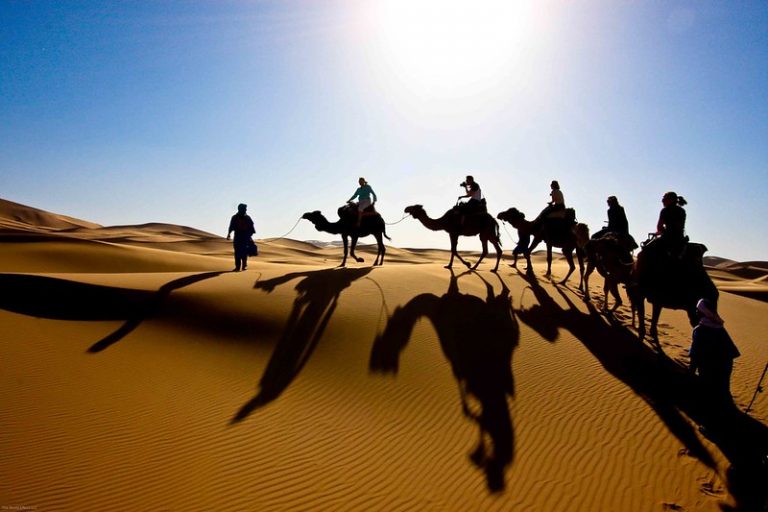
xmin=514 ymin=270 xmax=768 ymax=510
xmin=231 ymin=267 xmax=373 ymax=423
xmin=0 ymin=271 xmax=226 ymax=352
xmin=369 ymin=270 xmax=519 ymax=493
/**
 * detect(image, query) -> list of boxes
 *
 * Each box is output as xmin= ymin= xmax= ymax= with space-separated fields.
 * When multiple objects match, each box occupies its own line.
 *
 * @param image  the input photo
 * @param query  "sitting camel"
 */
xmin=404 ymin=204 xmax=501 ymax=272
xmin=302 ymin=205 xmax=390 ymax=267
xmin=583 ymin=234 xmax=634 ymax=311
xmin=497 ymin=207 xmax=589 ymax=288
xmin=628 ymin=240 xmax=718 ymax=345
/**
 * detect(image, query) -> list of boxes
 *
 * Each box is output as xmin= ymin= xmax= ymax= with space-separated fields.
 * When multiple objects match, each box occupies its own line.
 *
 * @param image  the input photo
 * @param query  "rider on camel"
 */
xmin=457 ymin=175 xmax=483 ymax=212
xmin=456 ymin=175 xmax=485 ymax=224
xmin=347 ymin=177 xmax=377 ymax=227
xmin=533 ymin=180 xmax=565 ymax=228
xmin=591 ymin=195 xmax=637 ymax=251
xmin=654 ymin=191 xmax=687 ymax=257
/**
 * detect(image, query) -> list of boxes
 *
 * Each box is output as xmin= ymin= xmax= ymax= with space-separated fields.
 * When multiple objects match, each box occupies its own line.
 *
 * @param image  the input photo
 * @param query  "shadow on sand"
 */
xmin=514 ymin=270 xmax=768 ymax=510
xmin=370 ymin=270 xmax=519 ymax=493
xmin=0 ymin=272 xmax=226 ymax=352
xmin=232 ymin=267 xmax=373 ymax=423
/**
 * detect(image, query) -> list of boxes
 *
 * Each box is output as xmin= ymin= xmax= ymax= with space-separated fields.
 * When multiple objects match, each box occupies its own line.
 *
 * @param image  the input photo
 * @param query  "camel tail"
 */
xmin=383 ymin=227 xmax=392 ymax=241
xmin=495 ymin=221 xmax=502 ymax=247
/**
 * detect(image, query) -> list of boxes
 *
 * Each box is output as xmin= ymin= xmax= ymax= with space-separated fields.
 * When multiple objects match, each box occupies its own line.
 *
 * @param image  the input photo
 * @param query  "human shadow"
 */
xmin=369 ymin=270 xmax=519 ymax=493
xmin=232 ymin=267 xmax=373 ymax=423
xmin=514 ymin=270 xmax=768 ymax=510
xmin=0 ymin=271 xmax=225 ymax=352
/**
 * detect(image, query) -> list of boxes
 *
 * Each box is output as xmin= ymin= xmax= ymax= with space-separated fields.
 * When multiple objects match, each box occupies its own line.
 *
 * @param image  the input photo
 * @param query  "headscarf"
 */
xmin=697 ymin=298 xmax=724 ymax=329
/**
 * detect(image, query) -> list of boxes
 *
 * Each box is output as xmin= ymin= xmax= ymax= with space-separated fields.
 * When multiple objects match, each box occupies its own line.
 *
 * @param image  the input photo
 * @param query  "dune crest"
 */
xmin=2 ymin=198 xmax=767 ymax=510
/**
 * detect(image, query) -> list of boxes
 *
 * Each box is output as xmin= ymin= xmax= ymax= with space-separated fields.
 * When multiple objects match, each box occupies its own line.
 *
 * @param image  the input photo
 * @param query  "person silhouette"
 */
xmin=227 ymin=203 xmax=256 ymax=271
xmin=689 ymin=298 xmax=740 ymax=402
xmin=534 ymin=180 xmax=565 ymax=227
xmin=347 ymin=177 xmax=377 ymax=227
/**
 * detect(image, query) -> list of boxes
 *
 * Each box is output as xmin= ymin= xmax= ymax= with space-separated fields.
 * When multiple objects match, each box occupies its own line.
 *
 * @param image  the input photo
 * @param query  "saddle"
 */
xmin=343 ymin=203 xmax=377 ymax=215
xmin=545 ymin=207 xmax=575 ymax=222
xmin=597 ymin=231 xmax=638 ymax=253
xmin=453 ymin=198 xmax=488 ymax=216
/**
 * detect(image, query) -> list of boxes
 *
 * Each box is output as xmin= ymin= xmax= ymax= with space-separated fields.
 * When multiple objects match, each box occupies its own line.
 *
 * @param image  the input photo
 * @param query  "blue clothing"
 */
xmin=349 ymin=184 xmax=376 ymax=203
xmin=513 ymin=233 xmax=531 ymax=255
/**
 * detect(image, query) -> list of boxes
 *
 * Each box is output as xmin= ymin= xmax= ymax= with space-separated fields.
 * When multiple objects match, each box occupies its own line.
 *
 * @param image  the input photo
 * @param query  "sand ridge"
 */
xmin=1 ymin=199 xmax=767 ymax=511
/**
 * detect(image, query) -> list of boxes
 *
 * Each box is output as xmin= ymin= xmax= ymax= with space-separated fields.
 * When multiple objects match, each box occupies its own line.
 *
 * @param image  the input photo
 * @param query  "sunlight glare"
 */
xmin=369 ymin=0 xmax=549 ymax=98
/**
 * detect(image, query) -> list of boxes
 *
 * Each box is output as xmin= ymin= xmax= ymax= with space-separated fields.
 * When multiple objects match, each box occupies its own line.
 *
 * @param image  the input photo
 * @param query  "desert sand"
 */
xmin=1 ymin=197 xmax=767 ymax=511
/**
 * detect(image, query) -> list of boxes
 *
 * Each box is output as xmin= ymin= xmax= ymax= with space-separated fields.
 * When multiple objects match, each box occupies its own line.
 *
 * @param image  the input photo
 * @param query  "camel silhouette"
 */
xmin=497 ymin=207 xmax=589 ymax=288
xmin=583 ymin=234 xmax=634 ymax=312
xmin=302 ymin=205 xmax=390 ymax=267
xmin=232 ymin=267 xmax=373 ymax=423
xmin=404 ymin=204 xmax=501 ymax=272
xmin=629 ymin=242 xmax=718 ymax=344
xmin=515 ymin=270 xmax=767 ymax=510
xmin=370 ymin=270 xmax=518 ymax=492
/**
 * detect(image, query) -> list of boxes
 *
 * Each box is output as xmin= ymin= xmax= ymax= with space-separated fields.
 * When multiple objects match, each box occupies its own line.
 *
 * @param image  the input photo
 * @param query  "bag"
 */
xmin=247 ymin=239 xmax=258 ymax=256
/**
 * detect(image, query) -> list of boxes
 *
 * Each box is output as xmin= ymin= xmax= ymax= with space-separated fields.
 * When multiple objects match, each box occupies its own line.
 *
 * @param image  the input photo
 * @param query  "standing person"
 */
xmin=227 ymin=203 xmax=256 ymax=272
xmin=510 ymin=213 xmax=531 ymax=269
xmin=689 ymin=298 xmax=740 ymax=401
xmin=592 ymin=195 xmax=630 ymax=239
xmin=348 ymin=177 xmax=377 ymax=227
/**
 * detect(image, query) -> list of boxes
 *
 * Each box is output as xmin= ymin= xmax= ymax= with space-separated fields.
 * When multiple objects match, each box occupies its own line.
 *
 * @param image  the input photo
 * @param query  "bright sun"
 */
xmin=368 ymin=0 xmax=549 ymax=98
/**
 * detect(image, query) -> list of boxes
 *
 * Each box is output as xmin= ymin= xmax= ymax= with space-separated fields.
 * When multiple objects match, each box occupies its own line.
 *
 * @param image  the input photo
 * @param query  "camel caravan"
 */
xmin=299 ymin=177 xmax=717 ymax=345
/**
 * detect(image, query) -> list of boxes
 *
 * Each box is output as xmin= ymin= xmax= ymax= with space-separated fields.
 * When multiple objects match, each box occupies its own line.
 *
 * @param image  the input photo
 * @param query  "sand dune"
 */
xmin=1 ymin=198 xmax=767 ymax=511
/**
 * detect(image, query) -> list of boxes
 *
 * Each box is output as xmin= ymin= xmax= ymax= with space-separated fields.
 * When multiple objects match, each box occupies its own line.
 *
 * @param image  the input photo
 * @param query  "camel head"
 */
xmin=302 ymin=211 xmax=325 ymax=225
xmin=497 ymin=208 xmax=525 ymax=226
xmin=404 ymin=205 xmax=425 ymax=218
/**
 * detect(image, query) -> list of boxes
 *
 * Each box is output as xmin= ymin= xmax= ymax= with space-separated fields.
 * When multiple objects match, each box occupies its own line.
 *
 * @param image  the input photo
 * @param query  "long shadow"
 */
xmin=515 ymin=270 xmax=768 ymax=510
xmin=0 ymin=272 xmax=226 ymax=352
xmin=369 ymin=270 xmax=519 ymax=493
xmin=232 ymin=267 xmax=373 ymax=423
xmin=88 ymin=271 xmax=227 ymax=352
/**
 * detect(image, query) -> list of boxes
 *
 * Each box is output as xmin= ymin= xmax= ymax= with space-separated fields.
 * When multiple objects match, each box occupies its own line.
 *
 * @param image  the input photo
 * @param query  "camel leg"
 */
xmin=372 ymin=233 xmax=382 ymax=266
xmin=472 ymin=237 xmax=489 ymax=270
xmin=451 ymin=235 xmax=472 ymax=269
xmin=491 ymin=238 xmax=501 ymax=273
xmin=545 ymin=245 xmax=553 ymax=278
xmin=583 ymin=260 xmax=595 ymax=302
xmin=559 ymin=250 xmax=575 ymax=285
xmin=374 ymin=233 xmax=385 ymax=266
xmin=350 ymin=234 xmax=364 ymax=263
xmin=609 ymin=281 xmax=623 ymax=311
xmin=446 ymin=235 xmax=458 ymax=269
xmin=650 ymin=303 xmax=662 ymax=348
xmin=339 ymin=235 xmax=348 ymax=267
xmin=627 ymin=285 xmax=645 ymax=337
xmin=576 ymin=248 xmax=585 ymax=292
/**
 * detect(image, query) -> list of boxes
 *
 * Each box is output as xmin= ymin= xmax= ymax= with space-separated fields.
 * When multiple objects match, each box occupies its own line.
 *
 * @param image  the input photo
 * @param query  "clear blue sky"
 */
xmin=2 ymin=1 xmax=767 ymax=261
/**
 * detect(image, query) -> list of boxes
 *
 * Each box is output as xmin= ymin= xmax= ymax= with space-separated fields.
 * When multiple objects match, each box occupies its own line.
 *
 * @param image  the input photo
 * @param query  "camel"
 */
xmin=497 ymin=207 xmax=589 ymax=288
xmin=370 ymin=271 xmax=518 ymax=492
xmin=404 ymin=204 xmax=502 ymax=272
xmin=583 ymin=234 xmax=634 ymax=311
xmin=628 ymin=241 xmax=718 ymax=344
xmin=302 ymin=205 xmax=390 ymax=267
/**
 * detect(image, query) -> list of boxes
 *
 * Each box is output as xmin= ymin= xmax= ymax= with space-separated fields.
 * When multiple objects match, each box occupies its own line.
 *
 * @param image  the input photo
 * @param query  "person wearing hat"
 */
xmin=227 ymin=203 xmax=256 ymax=271
xmin=689 ymin=298 xmax=740 ymax=401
